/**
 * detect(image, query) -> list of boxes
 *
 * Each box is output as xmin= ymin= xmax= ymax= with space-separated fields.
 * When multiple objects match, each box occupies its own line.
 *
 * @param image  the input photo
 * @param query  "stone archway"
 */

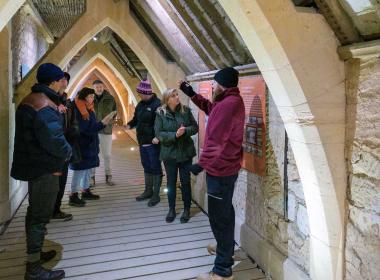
xmin=217 ymin=1 xmax=346 ymax=280
xmin=68 ymin=57 xmax=130 ymax=124
xmin=15 ymin=0 xmax=185 ymax=104
xmin=65 ymin=41 xmax=142 ymax=105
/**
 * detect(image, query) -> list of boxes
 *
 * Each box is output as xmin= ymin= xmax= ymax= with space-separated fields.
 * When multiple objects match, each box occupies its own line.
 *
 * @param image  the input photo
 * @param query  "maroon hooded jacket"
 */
xmin=191 ymin=87 xmax=245 ymax=177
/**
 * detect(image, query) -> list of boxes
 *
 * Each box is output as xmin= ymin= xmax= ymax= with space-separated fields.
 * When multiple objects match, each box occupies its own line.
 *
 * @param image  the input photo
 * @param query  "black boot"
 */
xmin=166 ymin=208 xmax=176 ymax=223
xmin=82 ymin=189 xmax=100 ymax=200
xmin=136 ymin=173 xmax=153 ymax=201
xmin=69 ymin=193 xmax=86 ymax=207
xmin=148 ymin=175 xmax=162 ymax=207
xmin=180 ymin=208 xmax=191 ymax=223
xmin=52 ymin=210 xmax=73 ymax=221
xmin=40 ymin=250 xmax=56 ymax=263
xmin=25 ymin=261 xmax=65 ymax=280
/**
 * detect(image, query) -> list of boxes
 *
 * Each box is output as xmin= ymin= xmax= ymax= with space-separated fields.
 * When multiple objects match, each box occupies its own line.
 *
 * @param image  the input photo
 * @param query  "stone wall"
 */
xmin=241 ymin=93 xmax=310 ymax=277
xmin=11 ymin=6 xmax=50 ymax=84
xmin=0 ymin=4 xmax=50 ymax=231
xmin=345 ymin=58 xmax=380 ymax=280
xmin=0 ymin=23 xmax=28 ymax=233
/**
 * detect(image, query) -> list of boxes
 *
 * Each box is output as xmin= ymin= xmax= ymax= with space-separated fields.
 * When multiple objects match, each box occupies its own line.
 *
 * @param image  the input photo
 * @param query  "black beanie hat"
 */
xmin=36 ymin=63 xmax=64 ymax=84
xmin=214 ymin=67 xmax=239 ymax=88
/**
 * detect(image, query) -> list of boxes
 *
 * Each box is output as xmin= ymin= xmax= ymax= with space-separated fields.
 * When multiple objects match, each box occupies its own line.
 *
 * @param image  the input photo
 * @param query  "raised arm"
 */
xmin=179 ymin=81 xmax=213 ymax=115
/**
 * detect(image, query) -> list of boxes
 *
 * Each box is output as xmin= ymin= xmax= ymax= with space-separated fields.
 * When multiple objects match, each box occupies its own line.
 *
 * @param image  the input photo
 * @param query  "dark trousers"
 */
xmin=54 ymin=162 xmax=69 ymax=215
xmin=206 ymin=173 xmax=238 ymax=277
xmin=164 ymin=159 xmax=192 ymax=209
xmin=139 ymin=144 xmax=162 ymax=175
xmin=25 ymin=174 xmax=59 ymax=262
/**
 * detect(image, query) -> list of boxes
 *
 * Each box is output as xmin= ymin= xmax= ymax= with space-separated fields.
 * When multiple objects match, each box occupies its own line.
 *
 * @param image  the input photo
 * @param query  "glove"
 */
xmin=180 ymin=81 xmax=196 ymax=98
xmin=188 ymin=163 xmax=204 ymax=176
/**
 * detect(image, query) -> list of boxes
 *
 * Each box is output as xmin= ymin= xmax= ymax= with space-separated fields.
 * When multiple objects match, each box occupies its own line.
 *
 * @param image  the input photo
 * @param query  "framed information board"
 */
xmin=239 ymin=76 xmax=266 ymax=176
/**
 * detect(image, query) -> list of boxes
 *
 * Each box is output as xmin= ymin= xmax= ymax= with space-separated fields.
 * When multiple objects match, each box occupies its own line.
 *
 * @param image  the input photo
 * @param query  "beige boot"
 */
xmin=196 ymin=272 xmax=233 ymax=280
xmin=207 ymin=244 xmax=217 ymax=255
xmin=207 ymin=244 xmax=237 ymax=260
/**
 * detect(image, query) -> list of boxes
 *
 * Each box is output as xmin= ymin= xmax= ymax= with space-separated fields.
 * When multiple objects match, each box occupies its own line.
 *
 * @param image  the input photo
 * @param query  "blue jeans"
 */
xmin=71 ymin=169 xmax=91 ymax=193
xmin=206 ymin=173 xmax=238 ymax=277
xmin=164 ymin=159 xmax=192 ymax=209
xmin=139 ymin=144 xmax=162 ymax=175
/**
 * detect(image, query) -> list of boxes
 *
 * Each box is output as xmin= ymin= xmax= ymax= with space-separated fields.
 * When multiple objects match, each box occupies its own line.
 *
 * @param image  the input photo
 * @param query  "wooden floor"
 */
xmin=0 ymin=128 xmax=265 ymax=280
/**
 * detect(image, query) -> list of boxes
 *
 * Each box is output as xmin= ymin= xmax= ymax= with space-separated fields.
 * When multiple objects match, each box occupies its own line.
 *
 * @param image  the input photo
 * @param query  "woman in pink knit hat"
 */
xmin=125 ymin=80 xmax=163 ymax=207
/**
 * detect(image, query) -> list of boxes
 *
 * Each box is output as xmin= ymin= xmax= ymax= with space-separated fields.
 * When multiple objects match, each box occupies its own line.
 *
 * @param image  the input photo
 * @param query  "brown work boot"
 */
xmin=196 ymin=272 xmax=233 ymax=280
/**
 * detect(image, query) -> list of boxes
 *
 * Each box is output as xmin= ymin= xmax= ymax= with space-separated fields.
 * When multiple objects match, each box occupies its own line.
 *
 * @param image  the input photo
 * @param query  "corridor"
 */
xmin=0 ymin=0 xmax=379 ymax=279
xmin=0 ymin=128 xmax=264 ymax=280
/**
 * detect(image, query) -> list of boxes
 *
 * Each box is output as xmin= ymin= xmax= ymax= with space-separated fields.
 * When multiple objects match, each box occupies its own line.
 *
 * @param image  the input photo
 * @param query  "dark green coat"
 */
xmin=155 ymin=105 xmax=198 ymax=162
xmin=94 ymin=91 xmax=116 ymax=135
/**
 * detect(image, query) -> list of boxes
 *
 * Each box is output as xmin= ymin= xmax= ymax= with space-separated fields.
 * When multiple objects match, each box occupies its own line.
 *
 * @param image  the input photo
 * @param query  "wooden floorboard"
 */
xmin=0 ymin=130 xmax=265 ymax=279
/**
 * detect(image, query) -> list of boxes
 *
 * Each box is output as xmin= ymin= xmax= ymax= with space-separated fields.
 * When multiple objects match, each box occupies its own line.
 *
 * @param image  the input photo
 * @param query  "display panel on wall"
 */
xmin=195 ymin=76 xmax=266 ymax=176
xmin=239 ymin=76 xmax=266 ymax=176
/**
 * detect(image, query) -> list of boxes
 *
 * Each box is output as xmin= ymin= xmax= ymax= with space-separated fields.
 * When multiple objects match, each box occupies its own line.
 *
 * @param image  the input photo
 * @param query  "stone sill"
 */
xmin=339 ymin=39 xmax=380 ymax=61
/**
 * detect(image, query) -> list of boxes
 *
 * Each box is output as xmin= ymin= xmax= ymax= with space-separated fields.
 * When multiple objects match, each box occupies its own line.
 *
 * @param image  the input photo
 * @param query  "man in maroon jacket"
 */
xmin=179 ymin=67 xmax=245 ymax=280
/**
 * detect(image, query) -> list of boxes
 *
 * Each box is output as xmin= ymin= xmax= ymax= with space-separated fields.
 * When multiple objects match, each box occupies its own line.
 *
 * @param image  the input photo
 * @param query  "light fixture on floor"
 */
xmin=130 ymin=147 xmax=135 ymax=151
xmin=164 ymin=188 xmax=168 ymax=193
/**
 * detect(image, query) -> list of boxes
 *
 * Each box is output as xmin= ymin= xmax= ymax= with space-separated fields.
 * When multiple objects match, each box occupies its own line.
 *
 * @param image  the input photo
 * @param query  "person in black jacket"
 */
xmin=125 ymin=79 xmax=162 ymax=207
xmin=11 ymin=63 xmax=72 ymax=280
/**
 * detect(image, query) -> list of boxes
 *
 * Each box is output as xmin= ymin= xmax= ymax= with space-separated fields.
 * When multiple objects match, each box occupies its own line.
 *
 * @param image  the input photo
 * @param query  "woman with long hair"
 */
xmin=69 ymin=87 xmax=115 ymax=206
xmin=155 ymin=88 xmax=198 ymax=223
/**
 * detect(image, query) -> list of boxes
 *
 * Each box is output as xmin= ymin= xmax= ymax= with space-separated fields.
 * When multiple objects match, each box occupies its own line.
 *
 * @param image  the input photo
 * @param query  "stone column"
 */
xmin=339 ymin=40 xmax=380 ymax=280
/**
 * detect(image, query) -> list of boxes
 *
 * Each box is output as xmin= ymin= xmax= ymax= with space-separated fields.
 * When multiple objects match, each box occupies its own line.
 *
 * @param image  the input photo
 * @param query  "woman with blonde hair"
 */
xmin=155 ymin=88 xmax=198 ymax=223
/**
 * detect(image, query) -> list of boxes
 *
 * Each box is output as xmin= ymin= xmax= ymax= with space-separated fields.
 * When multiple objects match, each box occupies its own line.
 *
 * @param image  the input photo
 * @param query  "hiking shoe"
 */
xmin=25 ymin=261 xmax=65 ymax=280
xmin=82 ymin=189 xmax=100 ymax=200
xmin=69 ymin=193 xmax=86 ymax=207
xmin=52 ymin=211 xmax=73 ymax=221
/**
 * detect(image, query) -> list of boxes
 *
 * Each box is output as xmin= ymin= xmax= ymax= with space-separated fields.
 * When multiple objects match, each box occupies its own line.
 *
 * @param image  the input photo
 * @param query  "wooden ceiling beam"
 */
xmin=158 ymin=0 xmax=217 ymax=69
xmin=170 ymin=0 xmax=227 ymax=68
xmin=183 ymin=0 xmax=235 ymax=66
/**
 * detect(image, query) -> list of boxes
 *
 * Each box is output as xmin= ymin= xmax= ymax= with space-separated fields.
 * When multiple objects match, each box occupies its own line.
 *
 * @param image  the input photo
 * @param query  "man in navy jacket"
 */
xmin=11 ymin=63 xmax=72 ymax=280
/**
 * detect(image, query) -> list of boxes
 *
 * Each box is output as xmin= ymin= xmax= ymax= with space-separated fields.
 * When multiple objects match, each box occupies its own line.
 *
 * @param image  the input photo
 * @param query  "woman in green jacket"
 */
xmin=155 ymin=88 xmax=198 ymax=223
